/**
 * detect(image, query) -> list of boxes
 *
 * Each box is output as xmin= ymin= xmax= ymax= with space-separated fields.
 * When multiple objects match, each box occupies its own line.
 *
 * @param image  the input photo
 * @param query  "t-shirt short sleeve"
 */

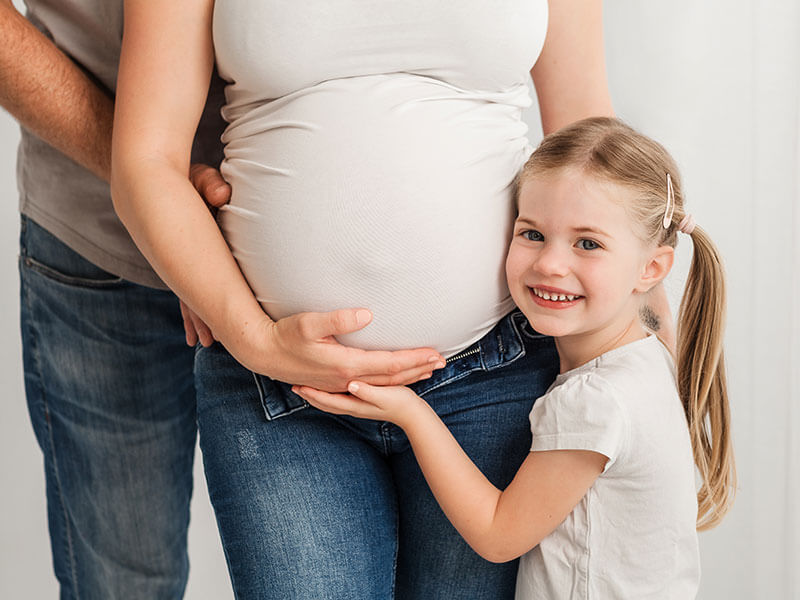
xmin=529 ymin=373 xmax=628 ymax=472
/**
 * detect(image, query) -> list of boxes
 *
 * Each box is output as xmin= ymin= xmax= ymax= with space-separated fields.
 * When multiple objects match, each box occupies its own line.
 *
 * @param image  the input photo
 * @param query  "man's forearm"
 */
xmin=0 ymin=1 xmax=113 ymax=180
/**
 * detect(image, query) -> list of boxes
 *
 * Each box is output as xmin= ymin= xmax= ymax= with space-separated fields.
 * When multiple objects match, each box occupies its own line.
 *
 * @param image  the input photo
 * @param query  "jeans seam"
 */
xmin=416 ymin=368 xmax=478 ymax=398
xmin=23 ymin=255 xmax=126 ymax=289
xmin=380 ymin=423 xmax=393 ymax=456
xmin=390 ymin=491 xmax=399 ymax=600
xmin=21 ymin=268 xmax=81 ymax=599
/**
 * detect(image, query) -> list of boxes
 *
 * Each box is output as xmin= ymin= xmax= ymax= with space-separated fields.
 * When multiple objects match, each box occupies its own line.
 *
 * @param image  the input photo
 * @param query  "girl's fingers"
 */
xmin=294 ymin=385 xmax=395 ymax=421
xmin=346 ymin=380 xmax=413 ymax=403
xmin=293 ymin=386 xmax=362 ymax=416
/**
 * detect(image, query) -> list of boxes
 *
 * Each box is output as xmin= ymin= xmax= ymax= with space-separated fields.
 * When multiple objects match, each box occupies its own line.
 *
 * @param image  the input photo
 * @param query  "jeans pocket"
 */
xmin=20 ymin=216 xmax=126 ymax=289
xmin=252 ymin=374 xmax=309 ymax=421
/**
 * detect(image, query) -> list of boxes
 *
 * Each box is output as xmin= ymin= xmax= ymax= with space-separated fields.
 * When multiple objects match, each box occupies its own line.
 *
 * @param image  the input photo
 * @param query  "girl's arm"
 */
xmin=294 ymin=382 xmax=607 ymax=562
xmin=112 ymin=0 xmax=443 ymax=391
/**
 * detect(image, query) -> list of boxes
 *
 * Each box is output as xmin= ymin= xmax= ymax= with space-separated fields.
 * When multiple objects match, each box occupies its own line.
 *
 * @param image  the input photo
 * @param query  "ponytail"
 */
xmin=676 ymin=226 xmax=736 ymax=530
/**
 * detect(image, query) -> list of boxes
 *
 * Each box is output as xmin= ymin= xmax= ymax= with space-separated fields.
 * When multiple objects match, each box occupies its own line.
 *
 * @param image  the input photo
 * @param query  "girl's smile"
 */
xmin=528 ymin=285 xmax=584 ymax=308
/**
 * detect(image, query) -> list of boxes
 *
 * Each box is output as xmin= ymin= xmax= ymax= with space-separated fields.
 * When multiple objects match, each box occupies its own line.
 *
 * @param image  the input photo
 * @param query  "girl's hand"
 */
xmin=293 ymin=381 xmax=427 ymax=428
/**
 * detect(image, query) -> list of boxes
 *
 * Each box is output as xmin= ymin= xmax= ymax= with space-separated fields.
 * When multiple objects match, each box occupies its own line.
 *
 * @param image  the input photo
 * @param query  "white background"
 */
xmin=1 ymin=1 xmax=798 ymax=598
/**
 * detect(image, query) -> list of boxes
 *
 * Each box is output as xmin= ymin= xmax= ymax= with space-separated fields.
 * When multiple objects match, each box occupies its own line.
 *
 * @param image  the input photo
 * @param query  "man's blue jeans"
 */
xmin=19 ymin=216 xmax=197 ymax=599
xmin=196 ymin=309 xmax=559 ymax=599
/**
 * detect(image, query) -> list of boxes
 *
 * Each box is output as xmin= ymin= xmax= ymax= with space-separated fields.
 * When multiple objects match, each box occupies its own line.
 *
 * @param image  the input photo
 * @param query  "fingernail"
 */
xmin=356 ymin=310 xmax=371 ymax=325
xmin=428 ymin=356 xmax=440 ymax=363
xmin=435 ymin=361 xmax=446 ymax=369
xmin=348 ymin=382 xmax=359 ymax=393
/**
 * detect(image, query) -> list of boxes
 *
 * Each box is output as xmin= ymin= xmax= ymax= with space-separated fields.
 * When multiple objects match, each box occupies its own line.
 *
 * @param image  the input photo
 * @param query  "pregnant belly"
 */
xmin=218 ymin=74 xmax=532 ymax=356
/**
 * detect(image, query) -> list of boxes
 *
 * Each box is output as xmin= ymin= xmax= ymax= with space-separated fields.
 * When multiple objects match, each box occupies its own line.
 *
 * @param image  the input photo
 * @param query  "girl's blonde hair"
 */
xmin=519 ymin=117 xmax=735 ymax=530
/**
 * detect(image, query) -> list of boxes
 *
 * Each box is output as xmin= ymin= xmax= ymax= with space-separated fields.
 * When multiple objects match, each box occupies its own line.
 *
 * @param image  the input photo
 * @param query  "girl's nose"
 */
xmin=532 ymin=243 xmax=570 ymax=277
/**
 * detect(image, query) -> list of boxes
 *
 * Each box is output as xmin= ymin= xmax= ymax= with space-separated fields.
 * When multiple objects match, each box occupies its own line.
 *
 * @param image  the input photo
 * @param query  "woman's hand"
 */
xmin=236 ymin=312 xmax=444 ymax=392
xmin=293 ymin=380 xmax=427 ymax=428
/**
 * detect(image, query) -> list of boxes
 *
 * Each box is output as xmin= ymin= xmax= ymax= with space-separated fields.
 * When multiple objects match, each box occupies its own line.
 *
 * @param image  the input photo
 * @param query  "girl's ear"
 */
xmin=635 ymin=246 xmax=674 ymax=293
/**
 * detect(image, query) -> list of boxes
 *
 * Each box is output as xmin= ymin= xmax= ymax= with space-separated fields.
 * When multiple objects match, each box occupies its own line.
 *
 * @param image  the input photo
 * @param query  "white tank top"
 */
xmin=213 ymin=1 xmax=548 ymax=356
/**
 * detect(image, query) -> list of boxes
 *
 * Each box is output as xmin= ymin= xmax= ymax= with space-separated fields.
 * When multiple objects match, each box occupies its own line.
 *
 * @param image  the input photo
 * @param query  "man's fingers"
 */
xmin=180 ymin=299 xmax=215 ymax=347
xmin=189 ymin=163 xmax=231 ymax=208
xmin=192 ymin=313 xmax=215 ymax=347
xmin=179 ymin=300 xmax=198 ymax=347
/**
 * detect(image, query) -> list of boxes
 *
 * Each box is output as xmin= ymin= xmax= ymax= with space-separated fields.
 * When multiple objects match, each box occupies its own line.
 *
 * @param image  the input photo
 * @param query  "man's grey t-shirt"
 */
xmin=19 ymin=0 xmax=226 ymax=288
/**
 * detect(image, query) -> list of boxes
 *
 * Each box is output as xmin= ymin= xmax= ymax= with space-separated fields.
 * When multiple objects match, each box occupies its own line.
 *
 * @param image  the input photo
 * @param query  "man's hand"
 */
xmin=189 ymin=163 xmax=231 ymax=211
xmin=179 ymin=163 xmax=232 ymax=346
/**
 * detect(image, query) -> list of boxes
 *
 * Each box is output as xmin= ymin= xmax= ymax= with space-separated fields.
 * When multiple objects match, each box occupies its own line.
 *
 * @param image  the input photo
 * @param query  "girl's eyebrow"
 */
xmin=514 ymin=217 xmax=537 ymax=227
xmin=573 ymin=226 xmax=611 ymax=238
xmin=515 ymin=217 xmax=611 ymax=239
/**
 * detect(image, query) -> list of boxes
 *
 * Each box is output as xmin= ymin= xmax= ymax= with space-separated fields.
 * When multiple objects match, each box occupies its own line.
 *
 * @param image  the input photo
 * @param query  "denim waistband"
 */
xmin=251 ymin=309 xmax=543 ymax=420
xmin=410 ymin=309 xmax=532 ymax=398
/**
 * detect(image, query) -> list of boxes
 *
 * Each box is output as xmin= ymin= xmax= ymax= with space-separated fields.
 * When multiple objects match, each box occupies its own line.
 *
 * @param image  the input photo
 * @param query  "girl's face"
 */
xmin=506 ymin=169 xmax=665 ymax=352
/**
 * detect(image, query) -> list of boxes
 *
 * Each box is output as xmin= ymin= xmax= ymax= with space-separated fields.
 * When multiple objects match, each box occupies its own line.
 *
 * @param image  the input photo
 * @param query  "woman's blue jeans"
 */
xmin=19 ymin=216 xmax=196 ymax=599
xmin=196 ymin=309 xmax=558 ymax=599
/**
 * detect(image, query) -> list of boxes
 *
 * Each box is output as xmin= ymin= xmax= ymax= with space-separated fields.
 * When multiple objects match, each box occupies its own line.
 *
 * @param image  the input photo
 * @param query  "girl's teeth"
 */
xmin=534 ymin=288 xmax=578 ymax=302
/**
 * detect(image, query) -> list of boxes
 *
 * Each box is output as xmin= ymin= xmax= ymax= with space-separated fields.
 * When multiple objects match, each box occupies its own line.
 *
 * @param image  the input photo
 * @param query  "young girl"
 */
xmin=294 ymin=117 xmax=736 ymax=598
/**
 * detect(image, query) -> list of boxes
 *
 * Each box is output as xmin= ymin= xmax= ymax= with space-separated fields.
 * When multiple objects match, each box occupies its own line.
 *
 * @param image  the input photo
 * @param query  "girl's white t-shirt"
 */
xmin=516 ymin=336 xmax=701 ymax=600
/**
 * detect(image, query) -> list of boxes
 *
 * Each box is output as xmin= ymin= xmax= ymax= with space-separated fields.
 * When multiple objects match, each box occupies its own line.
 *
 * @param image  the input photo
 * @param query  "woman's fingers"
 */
xmin=347 ymin=347 xmax=445 ymax=378
xmin=260 ymin=309 xmax=445 ymax=391
xmin=284 ymin=309 xmax=444 ymax=378
xmin=357 ymin=362 xmax=435 ymax=386
xmin=297 ymin=308 xmax=373 ymax=339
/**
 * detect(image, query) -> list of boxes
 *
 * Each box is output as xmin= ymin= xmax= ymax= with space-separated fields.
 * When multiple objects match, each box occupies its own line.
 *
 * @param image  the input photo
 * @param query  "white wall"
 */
xmin=601 ymin=2 xmax=799 ymax=598
xmin=1 ymin=1 xmax=798 ymax=598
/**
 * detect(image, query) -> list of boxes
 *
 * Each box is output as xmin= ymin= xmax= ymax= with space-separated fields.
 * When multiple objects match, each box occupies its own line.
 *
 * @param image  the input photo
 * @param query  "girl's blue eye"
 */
xmin=577 ymin=239 xmax=600 ymax=250
xmin=522 ymin=230 xmax=543 ymax=242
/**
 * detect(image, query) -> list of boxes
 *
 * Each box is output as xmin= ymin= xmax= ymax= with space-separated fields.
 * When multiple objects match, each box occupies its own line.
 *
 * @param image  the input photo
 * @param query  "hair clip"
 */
xmin=662 ymin=173 xmax=675 ymax=229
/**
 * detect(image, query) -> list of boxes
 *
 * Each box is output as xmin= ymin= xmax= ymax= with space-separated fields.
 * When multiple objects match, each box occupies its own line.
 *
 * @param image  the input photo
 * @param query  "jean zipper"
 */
xmin=445 ymin=346 xmax=481 ymax=364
